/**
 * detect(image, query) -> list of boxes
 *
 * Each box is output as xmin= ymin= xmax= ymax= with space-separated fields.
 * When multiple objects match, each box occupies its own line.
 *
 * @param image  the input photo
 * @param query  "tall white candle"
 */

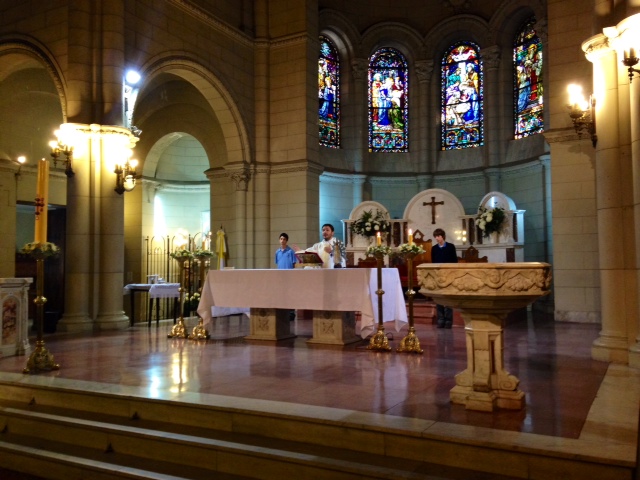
xmin=34 ymin=158 xmax=49 ymax=244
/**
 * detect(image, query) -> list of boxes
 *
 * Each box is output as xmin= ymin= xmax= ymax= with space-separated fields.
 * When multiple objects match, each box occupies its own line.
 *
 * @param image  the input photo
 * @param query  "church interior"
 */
xmin=1 ymin=0 xmax=640 ymax=478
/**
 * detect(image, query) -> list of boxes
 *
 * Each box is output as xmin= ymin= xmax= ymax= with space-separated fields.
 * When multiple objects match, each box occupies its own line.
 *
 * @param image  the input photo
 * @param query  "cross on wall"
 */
xmin=423 ymin=196 xmax=444 ymax=224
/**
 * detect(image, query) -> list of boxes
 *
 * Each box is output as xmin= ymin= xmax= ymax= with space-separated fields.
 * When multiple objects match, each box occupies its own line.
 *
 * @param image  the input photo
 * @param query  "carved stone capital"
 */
xmin=415 ymin=60 xmax=434 ymax=83
xmin=482 ymin=45 xmax=501 ymax=70
xmin=228 ymin=167 xmax=251 ymax=191
xmin=351 ymin=58 xmax=368 ymax=80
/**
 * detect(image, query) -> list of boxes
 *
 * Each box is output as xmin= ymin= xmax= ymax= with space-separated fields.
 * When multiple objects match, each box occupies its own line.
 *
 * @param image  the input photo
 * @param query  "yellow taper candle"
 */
xmin=376 ymin=232 xmax=381 ymax=246
xmin=408 ymin=229 xmax=413 ymax=245
xmin=34 ymin=157 xmax=49 ymax=244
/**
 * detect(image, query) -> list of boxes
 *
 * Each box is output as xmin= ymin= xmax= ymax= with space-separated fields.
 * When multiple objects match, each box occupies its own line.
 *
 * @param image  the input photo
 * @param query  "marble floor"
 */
xmin=0 ymin=308 xmax=639 ymax=473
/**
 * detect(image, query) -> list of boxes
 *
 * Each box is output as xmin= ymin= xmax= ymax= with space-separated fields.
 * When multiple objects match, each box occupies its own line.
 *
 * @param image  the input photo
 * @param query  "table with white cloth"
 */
xmin=123 ymin=283 xmax=180 ymax=327
xmin=197 ymin=268 xmax=407 ymax=343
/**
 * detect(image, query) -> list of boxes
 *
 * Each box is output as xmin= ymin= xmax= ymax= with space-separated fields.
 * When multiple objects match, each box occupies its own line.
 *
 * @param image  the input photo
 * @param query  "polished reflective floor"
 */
xmin=0 ymin=309 xmax=616 ymax=440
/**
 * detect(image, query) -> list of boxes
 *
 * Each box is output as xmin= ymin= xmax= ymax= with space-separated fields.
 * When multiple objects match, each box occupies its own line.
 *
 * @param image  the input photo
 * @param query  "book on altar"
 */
xmin=294 ymin=251 xmax=323 ymax=268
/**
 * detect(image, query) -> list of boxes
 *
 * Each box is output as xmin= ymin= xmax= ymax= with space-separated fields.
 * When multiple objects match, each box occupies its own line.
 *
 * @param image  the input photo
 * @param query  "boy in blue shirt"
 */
xmin=275 ymin=233 xmax=297 ymax=269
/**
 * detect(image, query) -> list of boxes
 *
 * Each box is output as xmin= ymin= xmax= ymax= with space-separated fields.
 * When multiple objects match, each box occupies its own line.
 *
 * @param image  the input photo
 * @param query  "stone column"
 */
xmin=415 ymin=60 xmax=433 ymax=173
xmin=0 ymin=159 xmax=20 ymax=277
xmin=350 ymin=59 xmax=367 ymax=174
xmin=252 ymin=165 xmax=270 ymax=268
xmin=482 ymin=46 xmax=501 ymax=171
xmin=585 ymin=37 xmax=629 ymax=363
xmin=95 ymin=126 xmax=138 ymax=330
xmin=352 ymin=174 xmax=366 ymax=207
xmin=57 ymin=124 xmax=93 ymax=332
xmin=230 ymin=167 xmax=250 ymax=269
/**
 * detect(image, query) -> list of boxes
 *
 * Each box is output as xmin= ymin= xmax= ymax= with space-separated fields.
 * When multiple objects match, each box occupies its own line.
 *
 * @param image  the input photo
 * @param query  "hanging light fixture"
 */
xmin=49 ymin=129 xmax=74 ymax=177
xmin=622 ymin=48 xmax=640 ymax=82
xmin=114 ymin=157 xmax=138 ymax=194
xmin=566 ymin=84 xmax=597 ymax=148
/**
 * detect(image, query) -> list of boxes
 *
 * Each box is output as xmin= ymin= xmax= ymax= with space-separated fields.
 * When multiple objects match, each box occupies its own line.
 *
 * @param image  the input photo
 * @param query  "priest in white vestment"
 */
xmin=302 ymin=223 xmax=346 ymax=268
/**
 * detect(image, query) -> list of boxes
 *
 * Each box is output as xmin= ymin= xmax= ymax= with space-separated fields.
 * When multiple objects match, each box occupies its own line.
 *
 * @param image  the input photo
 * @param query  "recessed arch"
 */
xmin=136 ymin=55 xmax=251 ymax=168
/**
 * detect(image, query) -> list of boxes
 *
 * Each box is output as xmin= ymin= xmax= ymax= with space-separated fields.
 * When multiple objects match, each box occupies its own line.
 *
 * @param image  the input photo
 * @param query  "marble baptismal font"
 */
xmin=417 ymin=262 xmax=552 ymax=412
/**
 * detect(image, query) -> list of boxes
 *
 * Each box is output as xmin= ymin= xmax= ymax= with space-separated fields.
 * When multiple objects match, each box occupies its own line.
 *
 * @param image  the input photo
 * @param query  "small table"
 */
xmin=123 ymin=283 xmax=180 ymax=327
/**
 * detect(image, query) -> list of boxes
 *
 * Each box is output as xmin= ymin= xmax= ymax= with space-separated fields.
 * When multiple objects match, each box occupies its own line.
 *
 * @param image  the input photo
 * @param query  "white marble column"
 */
xmin=230 ymin=167 xmax=250 ymax=269
xmin=57 ymin=124 xmax=93 ymax=332
xmin=95 ymin=126 xmax=139 ymax=330
xmin=585 ymin=37 xmax=630 ymax=363
xmin=415 ymin=60 xmax=433 ymax=173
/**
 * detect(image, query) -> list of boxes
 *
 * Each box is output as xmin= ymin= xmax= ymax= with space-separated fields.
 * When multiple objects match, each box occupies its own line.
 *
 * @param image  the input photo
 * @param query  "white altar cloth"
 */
xmin=123 ymin=283 xmax=180 ymax=298
xmin=197 ymin=268 xmax=407 ymax=338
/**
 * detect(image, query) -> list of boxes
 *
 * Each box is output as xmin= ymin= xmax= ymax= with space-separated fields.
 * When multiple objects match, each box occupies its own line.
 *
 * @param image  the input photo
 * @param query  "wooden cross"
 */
xmin=423 ymin=196 xmax=444 ymax=224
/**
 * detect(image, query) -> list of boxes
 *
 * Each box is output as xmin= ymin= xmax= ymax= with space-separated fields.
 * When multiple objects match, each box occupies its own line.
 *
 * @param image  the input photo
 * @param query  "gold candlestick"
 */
xmin=367 ymin=250 xmax=391 ymax=352
xmin=189 ymin=253 xmax=212 ymax=340
xmin=168 ymin=255 xmax=191 ymax=339
xmin=23 ymin=246 xmax=60 ymax=373
xmin=397 ymin=252 xmax=423 ymax=354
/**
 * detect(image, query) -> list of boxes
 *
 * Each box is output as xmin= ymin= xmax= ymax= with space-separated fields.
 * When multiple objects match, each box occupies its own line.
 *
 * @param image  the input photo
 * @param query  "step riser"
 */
xmin=0 ymin=382 xmax=633 ymax=480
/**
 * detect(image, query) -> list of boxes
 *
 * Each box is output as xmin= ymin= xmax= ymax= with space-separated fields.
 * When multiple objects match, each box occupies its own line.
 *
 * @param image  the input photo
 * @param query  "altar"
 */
xmin=197 ymin=268 xmax=407 ymax=343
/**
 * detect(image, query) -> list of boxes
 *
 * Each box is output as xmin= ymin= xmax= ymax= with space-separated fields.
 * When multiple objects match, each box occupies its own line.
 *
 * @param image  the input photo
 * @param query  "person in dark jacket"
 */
xmin=431 ymin=228 xmax=458 ymax=328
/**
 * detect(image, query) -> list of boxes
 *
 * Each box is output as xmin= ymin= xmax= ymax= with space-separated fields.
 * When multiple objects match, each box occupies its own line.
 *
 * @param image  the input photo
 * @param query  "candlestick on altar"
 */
xmin=397 ymin=251 xmax=423 ymax=354
xmin=189 ymin=251 xmax=213 ymax=340
xmin=367 ymin=250 xmax=391 ymax=352
xmin=168 ymin=254 xmax=192 ymax=339
xmin=408 ymin=229 xmax=413 ymax=245
xmin=376 ymin=232 xmax=381 ymax=245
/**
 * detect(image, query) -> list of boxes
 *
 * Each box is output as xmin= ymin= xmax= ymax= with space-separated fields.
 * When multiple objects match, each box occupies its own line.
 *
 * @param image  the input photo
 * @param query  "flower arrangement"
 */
xmin=20 ymin=242 xmax=60 ymax=259
xmin=365 ymin=245 xmax=392 ymax=257
xmin=193 ymin=249 xmax=214 ymax=259
xmin=170 ymin=248 xmax=194 ymax=261
xmin=185 ymin=292 xmax=201 ymax=313
xmin=476 ymin=206 xmax=506 ymax=237
xmin=351 ymin=209 xmax=390 ymax=238
xmin=395 ymin=243 xmax=425 ymax=256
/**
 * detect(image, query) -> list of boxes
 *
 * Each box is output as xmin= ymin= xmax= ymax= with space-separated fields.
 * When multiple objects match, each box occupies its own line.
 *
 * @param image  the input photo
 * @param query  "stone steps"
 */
xmin=0 ymin=379 xmax=633 ymax=480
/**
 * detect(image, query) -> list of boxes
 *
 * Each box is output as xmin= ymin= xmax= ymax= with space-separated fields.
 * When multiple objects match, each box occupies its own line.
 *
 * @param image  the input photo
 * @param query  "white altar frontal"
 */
xmin=198 ymin=268 xmax=407 ymax=344
xmin=0 ymin=278 xmax=33 ymax=357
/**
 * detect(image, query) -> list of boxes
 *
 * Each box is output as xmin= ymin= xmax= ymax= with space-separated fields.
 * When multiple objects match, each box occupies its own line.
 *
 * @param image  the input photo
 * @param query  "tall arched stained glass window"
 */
xmin=441 ymin=42 xmax=483 ymax=150
xmin=319 ymin=36 xmax=340 ymax=148
xmin=514 ymin=18 xmax=543 ymax=139
xmin=368 ymin=48 xmax=408 ymax=152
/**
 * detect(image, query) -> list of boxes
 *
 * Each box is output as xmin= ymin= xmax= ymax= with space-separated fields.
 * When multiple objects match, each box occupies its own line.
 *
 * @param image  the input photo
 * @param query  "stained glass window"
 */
xmin=319 ymin=36 xmax=340 ymax=148
xmin=441 ymin=42 xmax=483 ymax=150
xmin=368 ymin=48 xmax=408 ymax=152
xmin=514 ymin=18 xmax=543 ymax=139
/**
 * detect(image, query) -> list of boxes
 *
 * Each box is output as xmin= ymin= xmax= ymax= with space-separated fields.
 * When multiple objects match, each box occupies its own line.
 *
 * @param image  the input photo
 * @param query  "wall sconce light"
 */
xmin=622 ymin=49 xmax=640 ymax=82
xmin=14 ymin=155 xmax=26 ymax=178
xmin=455 ymin=230 xmax=467 ymax=245
xmin=114 ymin=158 xmax=138 ymax=194
xmin=49 ymin=130 xmax=74 ymax=177
xmin=567 ymin=84 xmax=597 ymax=148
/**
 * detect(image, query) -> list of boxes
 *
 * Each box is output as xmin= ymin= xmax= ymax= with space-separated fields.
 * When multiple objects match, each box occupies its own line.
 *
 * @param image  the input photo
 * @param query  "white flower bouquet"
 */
xmin=351 ymin=209 xmax=390 ymax=237
xmin=476 ymin=206 xmax=506 ymax=237
xmin=20 ymin=242 xmax=60 ymax=258
xmin=170 ymin=248 xmax=194 ymax=261
xmin=366 ymin=245 xmax=392 ymax=257
xmin=396 ymin=243 xmax=425 ymax=256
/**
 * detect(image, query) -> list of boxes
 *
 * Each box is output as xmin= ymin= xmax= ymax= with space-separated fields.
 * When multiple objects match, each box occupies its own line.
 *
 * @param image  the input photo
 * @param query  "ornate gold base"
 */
xmin=188 ymin=318 xmax=210 ymax=340
xmin=167 ymin=318 xmax=189 ymax=338
xmin=367 ymin=326 xmax=391 ymax=351
xmin=396 ymin=326 xmax=423 ymax=354
xmin=23 ymin=340 xmax=60 ymax=374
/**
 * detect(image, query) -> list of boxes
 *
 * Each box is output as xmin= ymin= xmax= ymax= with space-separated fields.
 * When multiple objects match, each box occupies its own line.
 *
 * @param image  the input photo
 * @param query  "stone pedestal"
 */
xmin=0 ymin=278 xmax=33 ymax=357
xmin=245 ymin=308 xmax=296 ymax=341
xmin=308 ymin=310 xmax=360 ymax=345
xmin=417 ymin=262 xmax=552 ymax=412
